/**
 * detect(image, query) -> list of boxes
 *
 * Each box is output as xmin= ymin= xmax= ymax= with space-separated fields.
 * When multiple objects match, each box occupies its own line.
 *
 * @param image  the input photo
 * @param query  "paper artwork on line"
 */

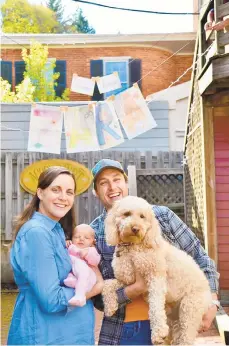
xmin=71 ymin=74 xmax=95 ymax=96
xmin=64 ymin=105 xmax=100 ymax=153
xmin=114 ymin=85 xmax=157 ymax=139
xmin=28 ymin=104 xmax=63 ymax=154
xmin=97 ymin=72 xmax=122 ymax=94
xmin=95 ymin=101 xmax=124 ymax=150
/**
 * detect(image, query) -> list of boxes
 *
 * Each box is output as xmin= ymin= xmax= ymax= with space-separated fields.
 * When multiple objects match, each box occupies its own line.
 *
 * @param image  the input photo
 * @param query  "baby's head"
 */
xmin=72 ymin=224 xmax=96 ymax=248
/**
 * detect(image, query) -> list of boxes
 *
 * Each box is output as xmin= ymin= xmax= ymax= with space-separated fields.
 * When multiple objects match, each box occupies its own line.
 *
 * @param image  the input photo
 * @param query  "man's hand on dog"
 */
xmin=198 ymin=293 xmax=218 ymax=332
xmin=125 ymin=272 xmax=148 ymax=300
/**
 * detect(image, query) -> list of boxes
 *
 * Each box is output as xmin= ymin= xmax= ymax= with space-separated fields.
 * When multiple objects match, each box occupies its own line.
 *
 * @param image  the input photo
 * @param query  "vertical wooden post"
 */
xmin=127 ymin=165 xmax=137 ymax=196
xmin=5 ymin=153 xmax=13 ymax=240
xmin=203 ymin=105 xmax=218 ymax=264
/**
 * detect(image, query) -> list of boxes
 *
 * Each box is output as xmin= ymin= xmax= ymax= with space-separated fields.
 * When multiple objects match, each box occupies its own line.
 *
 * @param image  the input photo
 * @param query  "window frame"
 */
xmin=101 ymin=57 xmax=131 ymax=98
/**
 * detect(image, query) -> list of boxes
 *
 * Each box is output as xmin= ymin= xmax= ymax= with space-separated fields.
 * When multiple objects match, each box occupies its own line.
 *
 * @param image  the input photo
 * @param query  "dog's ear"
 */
xmin=142 ymin=209 xmax=162 ymax=248
xmin=105 ymin=207 xmax=119 ymax=246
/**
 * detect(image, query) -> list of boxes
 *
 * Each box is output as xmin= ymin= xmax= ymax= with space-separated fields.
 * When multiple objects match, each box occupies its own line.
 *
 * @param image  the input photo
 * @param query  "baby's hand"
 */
xmin=66 ymin=240 xmax=72 ymax=248
xmin=79 ymin=248 xmax=89 ymax=259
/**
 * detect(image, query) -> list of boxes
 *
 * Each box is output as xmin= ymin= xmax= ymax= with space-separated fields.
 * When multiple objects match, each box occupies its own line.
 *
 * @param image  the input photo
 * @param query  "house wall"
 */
xmin=1 ymin=46 xmax=193 ymax=101
xmin=214 ymin=115 xmax=229 ymax=290
xmin=147 ymin=81 xmax=191 ymax=152
xmin=1 ymin=101 xmax=169 ymax=154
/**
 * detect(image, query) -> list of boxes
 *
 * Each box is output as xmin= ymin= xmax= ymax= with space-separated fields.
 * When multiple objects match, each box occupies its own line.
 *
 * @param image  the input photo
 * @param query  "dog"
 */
xmin=102 ymin=196 xmax=212 ymax=345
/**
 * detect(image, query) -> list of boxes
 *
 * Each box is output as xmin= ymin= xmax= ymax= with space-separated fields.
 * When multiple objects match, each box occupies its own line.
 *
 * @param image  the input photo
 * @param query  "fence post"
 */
xmin=127 ymin=165 xmax=137 ymax=196
xmin=5 ymin=153 xmax=13 ymax=240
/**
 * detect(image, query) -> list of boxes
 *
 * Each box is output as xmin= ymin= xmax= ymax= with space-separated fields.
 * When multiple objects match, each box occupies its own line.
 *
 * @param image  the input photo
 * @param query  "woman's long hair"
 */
xmin=13 ymin=166 xmax=77 ymax=242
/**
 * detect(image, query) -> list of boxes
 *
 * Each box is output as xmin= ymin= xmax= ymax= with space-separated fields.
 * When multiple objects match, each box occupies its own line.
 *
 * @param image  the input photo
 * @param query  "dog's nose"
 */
xmin=132 ymin=227 xmax=139 ymax=234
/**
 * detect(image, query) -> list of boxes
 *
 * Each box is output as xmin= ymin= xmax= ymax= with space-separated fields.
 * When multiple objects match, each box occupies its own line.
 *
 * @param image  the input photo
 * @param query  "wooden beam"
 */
xmin=218 ymin=32 xmax=229 ymax=48
xmin=214 ymin=106 xmax=229 ymax=116
xmin=198 ymin=62 xmax=213 ymax=95
xmin=206 ymin=90 xmax=229 ymax=106
xmin=218 ymin=2 xmax=229 ymax=18
xmin=127 ymin=165 xmax=137 ymax=196
xmin=203 ymin=105 xmax=218 ymax=263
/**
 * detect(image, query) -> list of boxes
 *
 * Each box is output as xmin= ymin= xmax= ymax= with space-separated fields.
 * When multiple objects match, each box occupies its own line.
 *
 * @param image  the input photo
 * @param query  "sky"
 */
xmin=26 ymin=0 xmax=196 ymax=34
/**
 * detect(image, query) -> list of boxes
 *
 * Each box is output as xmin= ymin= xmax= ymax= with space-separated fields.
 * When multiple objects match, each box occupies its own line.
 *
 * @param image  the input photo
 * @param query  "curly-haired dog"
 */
xmin=103 ymin=196 xmax=212 ymax=345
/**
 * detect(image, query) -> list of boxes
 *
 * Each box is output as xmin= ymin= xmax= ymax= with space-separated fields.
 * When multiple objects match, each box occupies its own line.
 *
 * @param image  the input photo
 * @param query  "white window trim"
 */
xmin=100 ymin=56 xmax=131 ymax=61
xmin=102 ymin=58 xmax=130 ymax=99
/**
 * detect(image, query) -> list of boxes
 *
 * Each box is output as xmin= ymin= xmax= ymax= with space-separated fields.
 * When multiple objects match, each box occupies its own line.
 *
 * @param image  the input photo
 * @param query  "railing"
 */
xmin=200 ymin=0 xmax=229 ymax=67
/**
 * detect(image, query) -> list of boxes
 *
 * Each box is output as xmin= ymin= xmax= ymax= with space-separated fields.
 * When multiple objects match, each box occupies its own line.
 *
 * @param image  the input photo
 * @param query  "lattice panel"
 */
xmin=137 ymin=173 xmax=184 ymax=205
xmin=184 ymin=57 xmax=205 ymax=245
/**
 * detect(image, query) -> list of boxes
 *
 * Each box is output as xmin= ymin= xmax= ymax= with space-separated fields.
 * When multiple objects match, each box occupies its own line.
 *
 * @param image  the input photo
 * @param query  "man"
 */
xmin=90 ymin=159 xmax=220 ymax=346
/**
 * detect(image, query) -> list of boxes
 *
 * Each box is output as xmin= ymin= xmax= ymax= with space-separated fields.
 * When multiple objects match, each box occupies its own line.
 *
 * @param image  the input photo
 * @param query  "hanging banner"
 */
xmin=95 ymin=100 xmax=124 ymax=150
xmin=97 ymin=72 xmax=122 ymax=94
xmin=114 ymin=84 xmax=157 ymax=139
xmin=64 ymin=105 xmax=100 ymax=153
xmin=71 ymin=74 xmax=95 ymax=96
xmin=28 ymin=104 xmax=63 ymax=154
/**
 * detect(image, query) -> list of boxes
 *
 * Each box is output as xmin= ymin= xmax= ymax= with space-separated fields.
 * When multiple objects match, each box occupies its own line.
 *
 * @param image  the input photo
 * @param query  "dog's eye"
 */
xmin=140 ymin=214 xmax=145 ymax=219
xmin=123 ymin=211 xmax=131 ymax=217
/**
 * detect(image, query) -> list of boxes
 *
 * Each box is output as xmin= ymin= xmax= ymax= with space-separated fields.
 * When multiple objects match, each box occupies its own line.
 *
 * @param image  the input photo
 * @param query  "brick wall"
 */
xmin=1 ymin=46 xmax=193 ymax=101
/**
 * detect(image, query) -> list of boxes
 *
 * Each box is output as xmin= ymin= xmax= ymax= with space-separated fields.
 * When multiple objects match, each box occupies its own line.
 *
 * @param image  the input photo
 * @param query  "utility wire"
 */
xmin=72 ymin=0 xmax=200 ymax=15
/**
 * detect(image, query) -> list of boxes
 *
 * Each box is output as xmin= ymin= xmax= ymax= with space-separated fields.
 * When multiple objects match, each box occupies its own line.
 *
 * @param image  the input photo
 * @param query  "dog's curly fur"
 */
xmin=103 ymin=196 xmax=212 ymax=345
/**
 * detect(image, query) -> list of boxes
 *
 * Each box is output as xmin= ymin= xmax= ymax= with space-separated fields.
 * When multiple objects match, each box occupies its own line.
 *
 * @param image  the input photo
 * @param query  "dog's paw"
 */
xmin=151 ymin=324 xmax=169 ymax=345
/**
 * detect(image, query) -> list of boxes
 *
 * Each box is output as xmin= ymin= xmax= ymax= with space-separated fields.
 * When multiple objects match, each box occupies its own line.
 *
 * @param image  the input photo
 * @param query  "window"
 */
xmin=104 ymin=59 xmax=129 ymax=98
xmin=90 ymin=57 xmax=141 ymax=101
xmin=14 ymin=60 xmax=66 ymax=97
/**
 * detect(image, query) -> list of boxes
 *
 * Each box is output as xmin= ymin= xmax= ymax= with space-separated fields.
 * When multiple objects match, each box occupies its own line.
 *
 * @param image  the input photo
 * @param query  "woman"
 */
xmin=8 ymin=166 xmax=103 ymax=345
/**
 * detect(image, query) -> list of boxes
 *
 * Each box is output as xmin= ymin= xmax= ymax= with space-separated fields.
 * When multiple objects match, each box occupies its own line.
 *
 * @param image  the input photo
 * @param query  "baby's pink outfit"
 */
xmin=64 ymin=244 xmax=100 ymax=306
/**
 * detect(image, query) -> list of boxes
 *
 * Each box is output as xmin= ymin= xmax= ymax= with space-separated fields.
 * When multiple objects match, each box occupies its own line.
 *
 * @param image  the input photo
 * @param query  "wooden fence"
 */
xmin=1 ymin=151 xmax=184 ymax=240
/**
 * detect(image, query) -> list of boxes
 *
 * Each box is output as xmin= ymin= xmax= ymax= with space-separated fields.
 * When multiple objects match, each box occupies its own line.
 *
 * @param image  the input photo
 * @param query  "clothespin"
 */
xmin=106 ymin=95 xmax=115 ymax=102
xmin=31 ymin=102 xmax=37 ymax=108
xmin=113 ymin=71 xmax=118 ymax=77
xmin=60 ymin=106 xmax=68 ymax=112
xmin=133 ymin=83 xmax=139 ymax=89
xmin=88 ymin=102 xmax=96 ymax=110
xmin=91 ymin=77 xmax=97 ymax=82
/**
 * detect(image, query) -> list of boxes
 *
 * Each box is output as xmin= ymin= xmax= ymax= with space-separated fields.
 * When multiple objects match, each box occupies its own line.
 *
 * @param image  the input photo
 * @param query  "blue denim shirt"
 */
xmin=90 ymin=205 xmax=219 ymax=346
xmin=8 ymin=212 xmax=95 ymax=345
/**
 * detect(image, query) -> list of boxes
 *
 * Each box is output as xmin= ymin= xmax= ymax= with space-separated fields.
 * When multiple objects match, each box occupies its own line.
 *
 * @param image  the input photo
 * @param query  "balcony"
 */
xmin=198 ymin=0 xmax=229 ymax=95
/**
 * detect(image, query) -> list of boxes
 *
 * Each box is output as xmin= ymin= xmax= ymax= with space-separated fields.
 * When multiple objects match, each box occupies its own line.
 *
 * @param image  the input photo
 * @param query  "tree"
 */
xmin=0 ymin=77 xmax=35 ymax=102
xmin=0 ymin=41 xmax=70 ymax=102
xmin=1 ymin=0 xmax=60 ymax=33
xmin=47 ymin=0 xmax=95 ymax=34
xmin=72 ymin=8 xmax=95 ymax=34
xmin=46 ymin=0 xmax=64 ymax=26
xmin=22 ymin=41 xmax=70 ymax=101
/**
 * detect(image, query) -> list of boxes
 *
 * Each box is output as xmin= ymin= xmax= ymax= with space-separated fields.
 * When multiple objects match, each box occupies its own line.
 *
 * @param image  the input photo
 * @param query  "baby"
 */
xmin=64 ymin=224 xmax=101 ymax=307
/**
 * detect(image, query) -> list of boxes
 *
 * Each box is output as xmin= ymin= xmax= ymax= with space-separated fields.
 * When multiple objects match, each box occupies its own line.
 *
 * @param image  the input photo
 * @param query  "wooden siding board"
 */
xmin=216 ymin=201 xmax=229 ymax=209
xmin=216 ymin=184 xmax=229 ymax=193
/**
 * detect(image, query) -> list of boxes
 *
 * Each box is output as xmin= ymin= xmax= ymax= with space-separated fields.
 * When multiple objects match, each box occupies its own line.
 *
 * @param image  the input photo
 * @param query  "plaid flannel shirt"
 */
xmin=90 ymin=205 xmax=219 ymax=346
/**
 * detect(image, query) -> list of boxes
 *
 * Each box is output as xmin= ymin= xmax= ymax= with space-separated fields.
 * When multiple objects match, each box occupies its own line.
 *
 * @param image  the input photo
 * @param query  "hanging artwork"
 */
xmin=97 ymin=72 xmax=122 ymax=94
xmin=28 ymin=104 xmax=63 ymax=154
xmin=114 ymin=84 xmax=157 ymax=139
xmin=95 ymin=100 xmax=124 ymax=150
xmin=64 ymin=105 xmax=100 ymax=153
xmin=71 ymin=74 xmax=95 ymax=96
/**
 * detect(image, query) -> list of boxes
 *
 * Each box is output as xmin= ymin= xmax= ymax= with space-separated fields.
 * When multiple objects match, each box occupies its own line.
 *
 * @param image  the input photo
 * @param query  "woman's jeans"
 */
xmin=120 ymin=320 xmax=153 ymax=345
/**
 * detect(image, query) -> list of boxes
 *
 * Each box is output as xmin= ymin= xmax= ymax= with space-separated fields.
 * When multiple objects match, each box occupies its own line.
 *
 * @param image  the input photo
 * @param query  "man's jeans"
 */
xmin=120 ymin=320 xmax=152 ymax=345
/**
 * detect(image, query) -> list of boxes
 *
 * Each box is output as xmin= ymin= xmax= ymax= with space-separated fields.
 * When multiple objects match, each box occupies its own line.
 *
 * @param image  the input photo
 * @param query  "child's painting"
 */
xmin=95 ymin=101 xmax=124 ymax=150
xmin=97 ymin=72 xmax=121 ymax=94
xmin=114 ymin=85 xmax=157 ymax=139
xmin=28 ymin=104 xmax=63 ymax=154
xmin=64 ymin=105 xmax=100 ymax=153
xmin=71 ymin=74 xmax=95 ymax=96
